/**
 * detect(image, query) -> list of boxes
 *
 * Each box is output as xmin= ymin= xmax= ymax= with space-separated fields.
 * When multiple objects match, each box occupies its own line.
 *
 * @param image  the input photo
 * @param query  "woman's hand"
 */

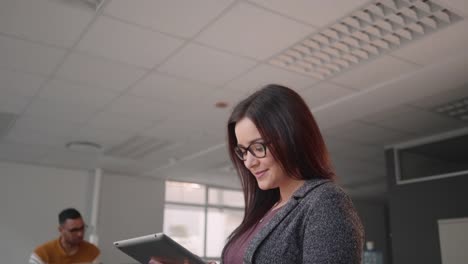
xmin=148 ymin=256 xmax=217 ymax=264
xmin=148 ymin=256 xmax=188 ymax=264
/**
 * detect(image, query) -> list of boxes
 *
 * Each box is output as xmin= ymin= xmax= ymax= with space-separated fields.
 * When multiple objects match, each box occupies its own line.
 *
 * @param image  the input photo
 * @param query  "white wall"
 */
xmin=0 ymin=161 xmax=93 ymax=263
xmin=0 ymin=161 xmax=165 ymax=264
xmin=98 ymin=172 xmax=165 ymax=263
xmin=438 ymin=217 xmax=468 ymax=264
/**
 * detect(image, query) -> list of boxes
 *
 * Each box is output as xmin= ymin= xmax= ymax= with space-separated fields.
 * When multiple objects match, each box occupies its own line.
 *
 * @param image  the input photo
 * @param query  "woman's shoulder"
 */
xmin=299 ymin=179 xmax=363 ymax=232
xmin=297 ymin=179 xmax=357 ymax=214
xmin=296 ymin=178 xmax=348 ymax=201
xmin=299 ymin=181 xmax=365 ymax=263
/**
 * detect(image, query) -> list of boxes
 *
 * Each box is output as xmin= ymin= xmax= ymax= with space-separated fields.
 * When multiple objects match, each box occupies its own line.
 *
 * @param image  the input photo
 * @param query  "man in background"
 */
xmin=29 ymin=208 xmax=100 ymax=264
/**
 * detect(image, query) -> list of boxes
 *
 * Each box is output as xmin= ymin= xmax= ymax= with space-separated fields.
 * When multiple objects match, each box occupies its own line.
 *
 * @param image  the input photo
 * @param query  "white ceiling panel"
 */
xmin=331 ymin=56 xmax=420 ymax=90
xmin=409 ymin=83 xmax=468 ymax=109
xmin=144 ymin=135 xmax=226 ymax=171
xmin=56 ymin=53 xmax=147 ymax=92
xmin=11 ymin=115 xmax=81 ymax=139
xmin=323 ymin=121 xmax=413 ymax=145
xmin=128 ymin=73 xmax=215 ymax=106
xmin=77 ymin=16 xmax=184 ymax=68
xmin=249 ymin=0 xmax=370 ymax=27
xmin=0 ymin=35 xmax=66 ymax=75
xmin=196 ymin=2 xmax=312 ymax=60
xmin=0 ymin=0 xmax=94 ymax=47
xmin=143 ymin=88 xmax=236 ymax=141
xmin=0 ymin=142 xmax=51 ymax=164
xmin=151 ymin=88 xmax=245 ymax=137
xmin=38 ymin=79 xmax=119 ymax=109
xmin=158 ymin=43 xmax=256 ymax=86
xmin=1 ymin=0 xmax=467 ymax=199
xmin=161 ymin=143 xmax=229 ymax=172
xmin=85 ymin=111 xmax=159 ymax=134
xmin=392 ymin=21 xmax=468 ymax=66
xmin=4 ymin=125 xmax=68 ymax=148
xmin=314 ymin=53 xmax=468 ymax=130
xmin=104 ymin=0 xmax=234 ymax=38
xmin=23 ymin=97 xmax=98 ymax=124
xmin=370 ymin=108 xmax=467 ymax=135
xmin=302 ymin=82 xmax=355 ymax=109
xmin=187 ymin=115 xmax=227 ymax=139
xmin=0 ymin=92 xmax=31 ymax=114
xmin=359 ymin=105 xmax=417 ymax=123
xmin=144 ymin=119 xmax=206 ymax=142
xmin=104 ymin=94 xmax=175 ymax=121
xmin=224 ymin=63 xmax=319 ymax=93
xmin=0 ymin=69 xmax=46 ymax=97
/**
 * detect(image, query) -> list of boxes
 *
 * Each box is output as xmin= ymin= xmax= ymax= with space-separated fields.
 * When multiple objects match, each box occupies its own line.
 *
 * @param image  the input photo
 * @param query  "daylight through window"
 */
xmin=163 ymin=181 xmax=244 ymax=259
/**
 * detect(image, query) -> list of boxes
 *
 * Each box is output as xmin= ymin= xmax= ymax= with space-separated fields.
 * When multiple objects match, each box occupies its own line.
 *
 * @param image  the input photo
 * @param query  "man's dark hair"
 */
xmin=58 ymin=208 xmax=82 ymax=225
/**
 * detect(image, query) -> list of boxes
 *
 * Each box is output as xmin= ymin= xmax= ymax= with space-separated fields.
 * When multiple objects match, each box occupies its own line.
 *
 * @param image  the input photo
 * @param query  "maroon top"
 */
xmin=223 ymin=208 xmax=279 ymax=264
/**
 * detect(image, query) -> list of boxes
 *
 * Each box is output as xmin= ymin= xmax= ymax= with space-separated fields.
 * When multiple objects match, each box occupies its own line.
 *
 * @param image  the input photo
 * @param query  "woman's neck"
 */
xmin=277 ymin=178 xmax=305 ymax=208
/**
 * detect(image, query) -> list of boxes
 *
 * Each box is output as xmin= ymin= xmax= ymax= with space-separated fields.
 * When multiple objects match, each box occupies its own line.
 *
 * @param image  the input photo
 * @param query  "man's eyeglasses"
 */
xmin=64 ymin=224 xmax=88 ymax=234
xmin=234 ymin=142 xmax=268 ymax=161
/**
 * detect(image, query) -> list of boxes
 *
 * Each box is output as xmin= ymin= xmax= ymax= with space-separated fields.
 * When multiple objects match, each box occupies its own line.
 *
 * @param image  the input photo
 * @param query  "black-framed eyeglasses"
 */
xmin=64 ymin=224 xmax=88 ymax=233
xmin=234 ymin=142 xmax=268 ymax=161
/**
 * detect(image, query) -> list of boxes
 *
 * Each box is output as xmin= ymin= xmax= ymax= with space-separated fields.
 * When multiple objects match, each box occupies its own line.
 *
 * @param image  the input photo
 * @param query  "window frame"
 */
xmin=164 ymin=181 xmax=244 ymax=260
xmin=388 ymin=127 xmax=468 ymax=185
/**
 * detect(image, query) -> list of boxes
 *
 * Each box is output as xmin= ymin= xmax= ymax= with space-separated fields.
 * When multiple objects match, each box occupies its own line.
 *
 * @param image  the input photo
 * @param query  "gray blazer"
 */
xmin=243 ymin=179 xmax=364 ymax=264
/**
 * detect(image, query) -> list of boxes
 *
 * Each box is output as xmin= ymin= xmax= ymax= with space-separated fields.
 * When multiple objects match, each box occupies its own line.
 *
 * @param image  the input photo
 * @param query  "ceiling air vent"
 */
xmin=0 ymin=112 xmax=17 ymax=140
xmin=433 ymin=96 xmax=468 ymax=122
xmin=270 ymin=0 xmax=463 ymax=80
xmin=104 ymin=135 xmax=175 ymax=160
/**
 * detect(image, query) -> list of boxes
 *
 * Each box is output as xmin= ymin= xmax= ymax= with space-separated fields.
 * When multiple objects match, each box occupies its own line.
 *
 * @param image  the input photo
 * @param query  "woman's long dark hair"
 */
xmin=224 ymin=84 xmax=335 ymax=252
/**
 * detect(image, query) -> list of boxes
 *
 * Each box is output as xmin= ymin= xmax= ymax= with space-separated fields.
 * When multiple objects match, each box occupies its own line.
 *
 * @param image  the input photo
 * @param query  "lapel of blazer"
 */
xmin=244 ymin=178 xmax=330 ymax=263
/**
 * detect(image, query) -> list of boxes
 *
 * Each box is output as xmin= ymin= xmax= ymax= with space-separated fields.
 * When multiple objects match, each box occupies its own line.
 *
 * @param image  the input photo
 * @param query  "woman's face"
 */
xmin=235 ymin=117 xmax=289 ymax=190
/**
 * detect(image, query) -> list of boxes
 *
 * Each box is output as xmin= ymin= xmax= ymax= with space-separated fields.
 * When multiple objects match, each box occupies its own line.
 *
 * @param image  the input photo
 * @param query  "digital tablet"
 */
xmin=114 ymin=233 xmax=205 ymax=264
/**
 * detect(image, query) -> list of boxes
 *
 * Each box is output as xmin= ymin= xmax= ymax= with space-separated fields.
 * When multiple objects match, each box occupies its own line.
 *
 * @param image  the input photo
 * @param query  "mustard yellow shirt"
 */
xmin=29 ymin=238 xmax=100 ymax=264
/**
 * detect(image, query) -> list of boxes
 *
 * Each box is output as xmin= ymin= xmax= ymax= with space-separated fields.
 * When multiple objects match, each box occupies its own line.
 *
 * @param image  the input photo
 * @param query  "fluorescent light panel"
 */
xmin=269 ymin=0 xmax=463 ymax=80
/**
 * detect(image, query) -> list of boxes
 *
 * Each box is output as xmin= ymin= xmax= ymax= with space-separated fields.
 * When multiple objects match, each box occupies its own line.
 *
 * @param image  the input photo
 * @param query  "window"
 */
xmin=393 ymin=129 xmax=468 ymax=184
xmin=163 ymin=181 xmax=244 ymax=259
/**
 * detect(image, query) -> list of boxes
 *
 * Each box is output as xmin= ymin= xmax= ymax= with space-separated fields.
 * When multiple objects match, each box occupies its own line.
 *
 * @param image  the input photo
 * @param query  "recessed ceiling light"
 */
xmin=269 ymin=0 xmax=463 ymax=80
xmin=215 ymin=101 xmax=229 ymax=109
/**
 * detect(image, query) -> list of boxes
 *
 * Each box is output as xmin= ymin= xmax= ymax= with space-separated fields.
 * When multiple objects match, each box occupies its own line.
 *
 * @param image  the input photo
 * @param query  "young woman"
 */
xmin=222 ymin=84 xmax=364 ymax=263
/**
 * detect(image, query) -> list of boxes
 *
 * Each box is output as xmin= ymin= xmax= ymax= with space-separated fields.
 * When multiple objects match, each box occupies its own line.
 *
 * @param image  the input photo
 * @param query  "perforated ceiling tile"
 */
xmin=269 ymin=0 xmax=463 ymax=80
xmin=434 ymin=96 xmax=468 ymax=122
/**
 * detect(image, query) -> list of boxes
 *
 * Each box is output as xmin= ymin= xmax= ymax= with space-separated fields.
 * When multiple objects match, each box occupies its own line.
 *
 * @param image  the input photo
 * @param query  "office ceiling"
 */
xmin=0 ymin=0 xmax=467 ymax=200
